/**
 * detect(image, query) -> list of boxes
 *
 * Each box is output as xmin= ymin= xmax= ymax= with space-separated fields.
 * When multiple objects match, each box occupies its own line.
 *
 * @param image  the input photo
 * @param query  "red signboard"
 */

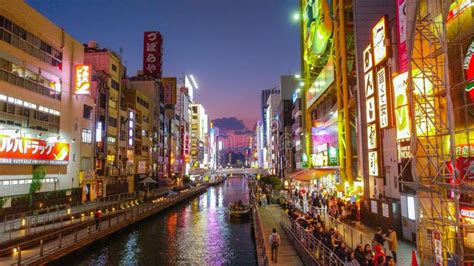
xmin=162 ymin=77 xmax=177 ymax=105
xmin=0 ymin=137 xmax=69 ymax=164
xmin=396 ymin=0 xmax=408 ymax=72
xmin=143 ymin=31 xmax=163 ymax=78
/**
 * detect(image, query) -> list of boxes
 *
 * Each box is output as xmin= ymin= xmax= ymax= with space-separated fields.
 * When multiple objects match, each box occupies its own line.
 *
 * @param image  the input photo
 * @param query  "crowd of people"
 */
xmin=283 ymin=187 xmax=398 ymax=266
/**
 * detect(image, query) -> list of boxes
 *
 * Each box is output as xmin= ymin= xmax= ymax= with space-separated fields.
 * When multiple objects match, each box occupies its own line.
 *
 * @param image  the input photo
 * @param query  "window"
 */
xmin=108 ymin=117 xmax=117 ymax=127
xmin=112 ymin=64 xmax=117 ymax=72
xmin=109 ymin=98 xmax=117 ymax=109
xmin=192 ymin=106 xmax=198 ymax=113
xmin=82 ymin=129 xmax=92 ymax=143
xmin=111 ymin=79 xmax=119 ymax=90
xmin=107 ymin=136 xmax=116 ymax=145
xmin=83 ymin=104 xmax=92 ymax=120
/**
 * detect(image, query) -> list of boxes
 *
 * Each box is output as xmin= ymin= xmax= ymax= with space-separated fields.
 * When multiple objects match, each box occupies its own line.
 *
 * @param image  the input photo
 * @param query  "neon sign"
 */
xmin=372 ymin=16 xmax=388 ymax=66
xmin=0 ymin=137 xmax=69 ymax=164
xmin=74 ymin=65 xmax=91 ymax=95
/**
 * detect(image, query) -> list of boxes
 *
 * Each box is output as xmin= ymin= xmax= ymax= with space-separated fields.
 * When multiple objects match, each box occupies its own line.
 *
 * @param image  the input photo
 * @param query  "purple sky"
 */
xmin=28 ymin=0 xmax=300 ymax=130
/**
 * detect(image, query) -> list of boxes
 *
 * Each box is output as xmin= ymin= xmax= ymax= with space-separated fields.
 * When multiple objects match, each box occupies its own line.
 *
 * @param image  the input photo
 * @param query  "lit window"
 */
xmin=81 ymin=129 xmax=92 ymax=144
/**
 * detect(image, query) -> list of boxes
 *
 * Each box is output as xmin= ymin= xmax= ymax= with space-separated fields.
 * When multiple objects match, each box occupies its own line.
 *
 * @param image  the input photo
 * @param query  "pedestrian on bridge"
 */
xmin=269 ymin=228 xmax=281 ymax=263
xmin=94 ymin=209 xmax=102 ymax=230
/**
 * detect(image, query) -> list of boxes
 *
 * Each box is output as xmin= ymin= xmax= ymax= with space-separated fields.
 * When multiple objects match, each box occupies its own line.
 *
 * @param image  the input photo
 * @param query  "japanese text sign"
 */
xmin=372 ymin=16 xmax=388 ymax=66
xmin=162 ymin=77 xmax=177 ymax=105
xmin=377 ymin=67 xmax=389 ymax=128
xmin=143 ymin=31 xmax=163 ymax=78
xmin=75 ymin=64 xmax=91 ymax=95
xmin=0 ymin=137 xmax=69 ymax=165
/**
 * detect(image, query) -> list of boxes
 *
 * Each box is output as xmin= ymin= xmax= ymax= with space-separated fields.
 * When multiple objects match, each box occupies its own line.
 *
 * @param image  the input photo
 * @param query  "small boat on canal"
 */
xmin=229 ymin=202 xmax=250 ymax=218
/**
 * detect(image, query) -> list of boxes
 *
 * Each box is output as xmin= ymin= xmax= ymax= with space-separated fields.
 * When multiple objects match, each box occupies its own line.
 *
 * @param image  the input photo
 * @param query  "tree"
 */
xmin=260 ymin=175 xmax=282 ymax=190
xmin=29 ymin=165 xmax=46 ymax=207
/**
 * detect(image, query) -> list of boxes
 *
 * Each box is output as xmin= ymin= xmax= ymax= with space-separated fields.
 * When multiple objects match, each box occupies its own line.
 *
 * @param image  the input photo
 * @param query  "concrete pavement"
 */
xmin=258 ymin=204 xmax=303 ymax=266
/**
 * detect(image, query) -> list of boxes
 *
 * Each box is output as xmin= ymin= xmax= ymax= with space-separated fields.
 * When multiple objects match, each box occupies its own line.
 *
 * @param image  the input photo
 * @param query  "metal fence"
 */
xmin=282 ymin=217 xmax=345 ymax=266
xmin=0 ymin=185 xmax=206 ymax=265
xmin=248 ymin=180 xmax=269 ymax=266
xmin=1 ymin=187 xmax=172 ymax=242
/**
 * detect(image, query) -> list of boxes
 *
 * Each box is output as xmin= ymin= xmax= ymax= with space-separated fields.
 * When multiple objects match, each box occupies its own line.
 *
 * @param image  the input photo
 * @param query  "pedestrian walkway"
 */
xmin=258 ymin=204 xmax=303 ymax=266
xmin=0 ymin=185 xmax=207 ymax=265
xmin=314 ymin=207 xmax=419 ymax=265
xmin=0 ymin=186 xmax=171 ymax=244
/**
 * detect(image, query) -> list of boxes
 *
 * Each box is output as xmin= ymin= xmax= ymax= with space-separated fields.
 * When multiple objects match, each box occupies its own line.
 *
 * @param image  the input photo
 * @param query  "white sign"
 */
xmin=363 ymin=44 xmax=374 ymax=72
xmin=137 ymin=161 xmax=146 ymax=174
xmin=377 ymin=67 xmax=389 ymax=128
xmin=367 ymin=123 xmax=377 ymax=150
xmin=366 ymin=97 xmax=376 ymax=123
xmin=368 ymin=151 xmax=379 ymax=176
xmin=365 ymin=70 xmax=375 ymax=97
xmin=372 ymin=16 xmax=387 ymax=66
xmin=382 ymin=203 xmax=389 ymax=217
xmin=371 ymin=200 xmax=378 ymax=213
xmin=432 ymin=230 xmax=443 ymax=264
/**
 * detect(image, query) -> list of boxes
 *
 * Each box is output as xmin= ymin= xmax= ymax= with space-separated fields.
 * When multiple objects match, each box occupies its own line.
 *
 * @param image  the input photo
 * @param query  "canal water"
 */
xmin=53 ymin=176 xmax=256 ymax=265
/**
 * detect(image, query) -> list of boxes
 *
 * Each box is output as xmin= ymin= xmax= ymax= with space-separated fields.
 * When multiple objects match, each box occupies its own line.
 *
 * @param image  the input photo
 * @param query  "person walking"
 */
xmin=373 ymin=227 xmax=385 ymax=247
xmin=94 ymin=209 xmax=102 ymax=230
xmin=269 ymin=228 xmax=281 ymax=263
xmin=386 ymin=227 xmax=398 ymax=263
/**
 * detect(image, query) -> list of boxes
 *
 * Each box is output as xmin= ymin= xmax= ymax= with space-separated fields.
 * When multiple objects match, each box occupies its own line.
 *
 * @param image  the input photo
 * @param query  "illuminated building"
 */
xmin=127 ymin=74 xmax=166 ymax=179
xmin=266 ymin=93 xmax=281 ymax=174
xmin=260 ymin=88 xmax=279 ymax=168
xmin=190 ymin=104 xmax=208 ymax=170
xmin=84 ymin=41 xmax=129 ymax=196
xmin=0 ymin=2 xmax=94 ymax=207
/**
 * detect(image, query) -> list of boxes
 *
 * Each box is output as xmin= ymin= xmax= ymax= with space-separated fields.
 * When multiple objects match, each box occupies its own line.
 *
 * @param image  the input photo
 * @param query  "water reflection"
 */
xmin=55 ymin=176 xmax=256 ymax=265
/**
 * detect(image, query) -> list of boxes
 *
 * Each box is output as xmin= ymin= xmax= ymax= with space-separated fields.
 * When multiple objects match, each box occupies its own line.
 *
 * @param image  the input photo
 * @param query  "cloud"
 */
xmin=213 ymin=117 xmax=248 ymax=132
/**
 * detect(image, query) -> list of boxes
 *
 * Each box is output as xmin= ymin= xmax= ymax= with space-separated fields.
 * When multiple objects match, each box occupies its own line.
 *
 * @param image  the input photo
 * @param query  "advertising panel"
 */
xmin=366 ymin=97 xmax=376 ymax=123
xmin=372 ymin=16 xmax=388 ymax=66
xmin=306 ymin=59 xmax=335 ymax=108
xmin=367 ymin=124 xmax=377 ymax=150
xmin=396 ymin=0 xmax=408 ymax=72
xmin=363 ymin=44 xmax=374 ymax=73
xmin=377 ymin=67 xmax=389 ymax=128
xmin=303 ymin=0 xmax=333 ymax=64
xmin=162 ymin=77 xmax=177 ymax=105
xmin=365 ymin=70 xmax=375 ymax=97
xmin=393 ymin=72 xmax=411 ymax=140
xmin=74 ymin=64 xmax=91 ymax=95
xmin=143 ymin=31 xmax=163 ymax=78
xmin=0 ymin=137 xmax=69 ymax=164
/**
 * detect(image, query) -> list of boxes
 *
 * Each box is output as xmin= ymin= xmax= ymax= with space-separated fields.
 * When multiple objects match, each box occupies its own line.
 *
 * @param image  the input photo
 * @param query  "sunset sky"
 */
xmin=28 ymin=0 xmax=300 ymax=147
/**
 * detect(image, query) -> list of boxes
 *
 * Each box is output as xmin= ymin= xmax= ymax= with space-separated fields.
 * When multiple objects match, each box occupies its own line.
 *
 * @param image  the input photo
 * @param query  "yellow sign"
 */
xmin=367 ymin=123 xmax=377 ymax=150
xmin=377 ymin=67 xmax=389 ymax=128
xmin=366 ymin=97 xmax=376 ymax=123
xmin=393 ymin=72 xmax=411 ymax=140
xmin=372 ymin=16 xmax=387 ymax=66
xmin=75 ymin=65 xmax=91 ymax=95
xmin=368 ymin=151 xmax=379 ymax=176
xmin=413 ymin=69 xmax=435 ymax=136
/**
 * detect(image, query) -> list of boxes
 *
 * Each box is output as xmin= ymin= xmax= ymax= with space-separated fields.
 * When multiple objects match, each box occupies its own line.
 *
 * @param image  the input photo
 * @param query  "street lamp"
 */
xmin=292 ymin=12 xmax=300 ymax=22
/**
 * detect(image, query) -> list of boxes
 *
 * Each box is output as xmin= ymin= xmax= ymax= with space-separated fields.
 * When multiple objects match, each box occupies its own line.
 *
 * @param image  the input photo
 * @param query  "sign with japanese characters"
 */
xmin=432 ymin=230 xmax=443 ymax=264
xmin=396 ymin=0 xmax=408 ymax=72
xmin=366 ymin=97 xmax=376 ymax=123
xmin=143 ymin=31 xmax=163 ymax=78
xmin=365 ymin=70 xmax=375 ymax=97
xmin=368 ymin=151 xmax=379 ymax=176
xmin=162 ymin=77 xmax=177 ymax=105
xmin=367 ymin=124 xmax=377 ymax=149
xmin=0 ymin=137 xmax=69 ymax=164
xmin=363 ymin=44 xmax=374 ymax=73
xmin=377 ymin=67 xmax=389 ymax=128
xmin=74 ymin=64 xmax=91 ymax=95
xmin=372 ymin=16 xmax=388 ymax=66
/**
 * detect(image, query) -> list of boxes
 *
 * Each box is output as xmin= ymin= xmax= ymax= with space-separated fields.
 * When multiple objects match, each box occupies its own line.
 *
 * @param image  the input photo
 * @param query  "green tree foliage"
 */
xmin=260 ymin=175 xmax=282 ymax=190
xmin=29 ymin=165 xmax=47 ymax=207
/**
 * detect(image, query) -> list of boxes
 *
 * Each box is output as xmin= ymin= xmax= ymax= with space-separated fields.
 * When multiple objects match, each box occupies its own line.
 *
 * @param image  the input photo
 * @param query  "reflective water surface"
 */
xmin=54 ymin=177 xmax=256 ymax=265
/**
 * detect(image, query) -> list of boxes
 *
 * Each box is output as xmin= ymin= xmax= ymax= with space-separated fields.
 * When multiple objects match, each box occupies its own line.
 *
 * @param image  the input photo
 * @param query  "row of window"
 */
xmin=0 ymin=16 xmax=63 ymax=69
xmin=0 ymin=178 xmax=58 ymax=186
xmin=0 ymin=102 xmax=60 ymax=133
xmin=137 ymin=96 xmax=149 ymax=108
xmin=0 ymin=94 xmax=60 ymax=116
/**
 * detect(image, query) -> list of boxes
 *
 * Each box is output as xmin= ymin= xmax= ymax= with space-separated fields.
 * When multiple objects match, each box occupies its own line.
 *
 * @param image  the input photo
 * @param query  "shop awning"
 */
xmin=287 ymin=170 xmax=305 ymax=179
xmin=293 ymin=169 xmax=336 ymax=182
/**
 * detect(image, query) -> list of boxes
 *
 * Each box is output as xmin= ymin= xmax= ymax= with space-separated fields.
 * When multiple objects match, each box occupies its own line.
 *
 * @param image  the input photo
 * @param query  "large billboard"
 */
xmin=0 ymin=137 xmax=69 ymax=165
xmin=143 ymin=31 xmax=163 ymax=78
xmin=396 ymin=0 xmax=408 ymax=72
xmin=393 ymin=72 xmax=411 ymax=140
xmin=162 ymin=77 xmax=177 ymax=105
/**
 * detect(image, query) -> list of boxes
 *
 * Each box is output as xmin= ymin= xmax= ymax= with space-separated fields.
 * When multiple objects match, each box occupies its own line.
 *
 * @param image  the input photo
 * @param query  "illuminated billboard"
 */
xmin=74 ymin=64 xmax=91 ymax=95
xmin=303 ymin=0 xmax=333 ymax=64
xmin=393 ymin=72 xmax=411 ymax=140
xmin=368 ymin=151 xmax=379 ymax=176
xmin=377 ymin=67 xmax=389 ymax=128
xmin=372 ymin=16 xmax=388 ymax=66
xmin=0 ymin=137 xmax=69 ymax=164
xmin=396 ymin=0 xmax=408 ymax=72
xmin=143 ymin=31 xmax=163 ymax=78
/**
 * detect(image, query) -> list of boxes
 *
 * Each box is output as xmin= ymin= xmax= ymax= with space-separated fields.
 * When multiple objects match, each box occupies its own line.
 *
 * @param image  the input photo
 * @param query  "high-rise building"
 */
xmin=0 ymin=2 xmax=94 ymax=209
xmin=190 ymin=104 xmax=208 ymax=170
